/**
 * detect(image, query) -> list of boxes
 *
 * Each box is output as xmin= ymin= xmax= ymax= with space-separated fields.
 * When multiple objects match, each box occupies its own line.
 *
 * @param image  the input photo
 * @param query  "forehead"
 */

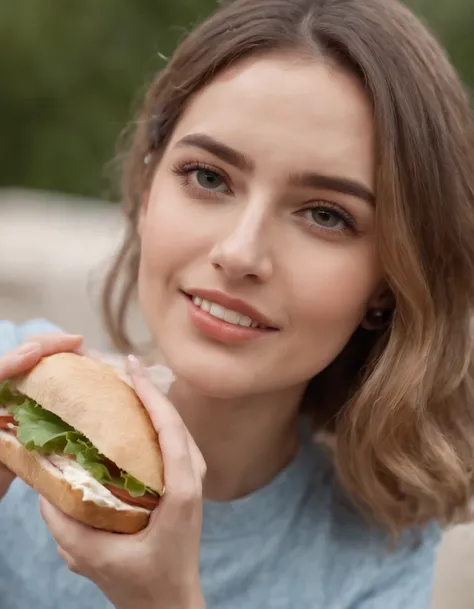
xmin=170 ymin=53 xmax=375 ymax=188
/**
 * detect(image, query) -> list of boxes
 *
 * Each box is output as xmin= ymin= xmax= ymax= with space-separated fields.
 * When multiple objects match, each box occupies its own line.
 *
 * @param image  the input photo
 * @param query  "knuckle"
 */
xmin=28 ymin=333 xmax=81 ymax=352
xmin=171 ymin=485 xmax=201 ymax=510
xmin=57 ymin=548 xmax=80 ymax=574
xmin=0 ymin=352 xmax=35 ymax=382
xmin=23 ymin=333 xmax=57 ymax=347
xmin=166 ymin=419 xmax=187 ymax=438
xmin=198 ymin=453 xmax=207 ymax=479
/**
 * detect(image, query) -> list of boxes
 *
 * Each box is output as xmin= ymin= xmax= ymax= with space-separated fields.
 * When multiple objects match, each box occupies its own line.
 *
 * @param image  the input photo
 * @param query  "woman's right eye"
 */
xmin=173 ymin=162 xmax=232 ymax=197
xmin=191 ymin=168 xmax=229 ymax=193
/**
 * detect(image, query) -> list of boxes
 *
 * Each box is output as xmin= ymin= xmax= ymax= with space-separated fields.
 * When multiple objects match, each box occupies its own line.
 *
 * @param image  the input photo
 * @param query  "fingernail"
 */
xmin=17 ymin=342 xmax=40 ymax=356
xmin=127 ymin=354 xmax=146 ymax=376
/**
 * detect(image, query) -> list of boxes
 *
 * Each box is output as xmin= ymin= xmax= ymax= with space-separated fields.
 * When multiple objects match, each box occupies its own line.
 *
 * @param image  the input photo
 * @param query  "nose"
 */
xmin=208 ymin=202 xmax=273 ymax=282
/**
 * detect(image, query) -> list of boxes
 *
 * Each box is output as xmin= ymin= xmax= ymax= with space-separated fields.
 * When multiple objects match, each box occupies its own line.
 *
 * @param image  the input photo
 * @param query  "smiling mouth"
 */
xmin=181 ymin=291 xmax=279 ymax=332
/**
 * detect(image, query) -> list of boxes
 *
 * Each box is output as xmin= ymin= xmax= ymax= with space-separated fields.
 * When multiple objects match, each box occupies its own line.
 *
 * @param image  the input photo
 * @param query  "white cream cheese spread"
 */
xmin=45 ymin=455 xmax=150 ymax=513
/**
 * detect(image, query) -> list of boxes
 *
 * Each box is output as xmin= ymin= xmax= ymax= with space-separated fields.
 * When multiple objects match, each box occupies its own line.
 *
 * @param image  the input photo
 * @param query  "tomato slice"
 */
xmin=104 ymin=485 xmax=160 ymax=510
xmin=0 ymin=415 xmax=18 ymax=434
xmin=0 ymin=415 xmax=17 ymax=430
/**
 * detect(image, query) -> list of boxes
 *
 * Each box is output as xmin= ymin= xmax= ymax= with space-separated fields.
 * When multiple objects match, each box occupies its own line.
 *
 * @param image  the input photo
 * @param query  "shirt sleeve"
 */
xmin=353 ymin=522 xmax=441 ymax=609
xmin=0 ymin=319 xmax=63 ymax=357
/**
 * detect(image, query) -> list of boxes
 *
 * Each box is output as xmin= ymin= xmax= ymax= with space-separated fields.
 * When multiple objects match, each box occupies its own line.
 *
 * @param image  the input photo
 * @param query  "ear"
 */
xmin=361 ymin=283 xmax=395 ymax=330
xmin=368 ymin=283 xmax=394 ymax=311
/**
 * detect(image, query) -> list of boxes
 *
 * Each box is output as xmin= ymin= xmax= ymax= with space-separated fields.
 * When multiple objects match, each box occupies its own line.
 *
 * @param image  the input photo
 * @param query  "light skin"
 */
xmin=0 ymin=53 xmax=390 ymax=608
xmin=138 ymin=52 xmax=386 ymax=499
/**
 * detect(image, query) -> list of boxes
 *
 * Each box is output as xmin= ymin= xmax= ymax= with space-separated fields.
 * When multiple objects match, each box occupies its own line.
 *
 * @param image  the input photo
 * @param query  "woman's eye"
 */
xmin=301 ymin=207 xmax=348 ymax=230
xmin=192 ymin=168 xmax=228 ymax=192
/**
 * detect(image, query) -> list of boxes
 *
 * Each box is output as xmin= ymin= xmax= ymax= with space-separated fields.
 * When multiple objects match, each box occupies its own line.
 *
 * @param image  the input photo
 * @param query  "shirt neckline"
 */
xmin=201 ymin=420 xmax=321 ymax=540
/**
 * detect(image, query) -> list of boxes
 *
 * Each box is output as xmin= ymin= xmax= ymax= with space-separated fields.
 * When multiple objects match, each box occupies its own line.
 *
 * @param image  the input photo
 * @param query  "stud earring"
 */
xmin=371 ymin=309 xmax=384 ymax=320
xmin=144 ymin=152 xmax=152 ymax=166
xmin=364 ymin=308 xmax=390 ymax=330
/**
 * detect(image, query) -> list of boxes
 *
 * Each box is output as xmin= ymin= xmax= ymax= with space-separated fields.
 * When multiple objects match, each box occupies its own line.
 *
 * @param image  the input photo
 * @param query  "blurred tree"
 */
xmin=408 ymin=0 xmax=474 ymax=88
xmin=0 ymin=0 xmax=472 ymax=200
xmin=0 ymin=0 xmax=216 ymax=199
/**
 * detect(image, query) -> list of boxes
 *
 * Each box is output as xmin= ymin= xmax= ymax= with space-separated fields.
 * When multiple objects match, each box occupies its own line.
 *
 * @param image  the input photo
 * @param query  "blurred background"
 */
xmin=1 ymin=2 xmax=474 ymax=607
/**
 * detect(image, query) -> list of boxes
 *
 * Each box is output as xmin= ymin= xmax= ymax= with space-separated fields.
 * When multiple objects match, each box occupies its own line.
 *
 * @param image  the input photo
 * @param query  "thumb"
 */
xmin=126 ymin=355 xmax=206 ymax=482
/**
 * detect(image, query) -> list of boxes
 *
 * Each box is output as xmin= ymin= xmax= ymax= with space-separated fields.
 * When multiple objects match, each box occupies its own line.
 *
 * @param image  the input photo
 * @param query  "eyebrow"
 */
xmin=176 ymin=133 xmax=375 ymax=206
xmin=176 ymin=133 xmax=255 ymax=172
xmin=289 ymin=173 xmax=375 ymax=206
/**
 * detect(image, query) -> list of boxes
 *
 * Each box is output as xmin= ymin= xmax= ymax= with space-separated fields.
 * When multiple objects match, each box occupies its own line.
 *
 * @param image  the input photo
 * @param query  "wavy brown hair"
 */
xmin=102 ymin=0 xmax=474 ymax=534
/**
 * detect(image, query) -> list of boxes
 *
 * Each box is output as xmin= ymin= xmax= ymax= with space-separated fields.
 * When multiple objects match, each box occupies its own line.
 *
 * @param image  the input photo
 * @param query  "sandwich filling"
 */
xmin=0 ymin=381 xmax=160 ymax=511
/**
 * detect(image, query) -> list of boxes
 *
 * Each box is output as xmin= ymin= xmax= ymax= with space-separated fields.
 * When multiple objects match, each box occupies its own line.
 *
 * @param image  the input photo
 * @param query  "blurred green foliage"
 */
xmin=0 ymin=0 xmax=472 ymax=200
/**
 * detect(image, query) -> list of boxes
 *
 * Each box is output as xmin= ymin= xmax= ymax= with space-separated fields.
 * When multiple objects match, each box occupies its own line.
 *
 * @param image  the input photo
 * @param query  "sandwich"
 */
xmin=0 ymin=353 xmax=164 ymax=533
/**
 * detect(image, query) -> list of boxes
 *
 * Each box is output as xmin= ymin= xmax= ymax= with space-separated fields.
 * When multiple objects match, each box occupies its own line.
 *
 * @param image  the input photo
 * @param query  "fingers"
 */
xmin=186 ymin=432 xmax=207 ymax=484
xmin=127 ymin=356 xmax=205 ymax=509
xmin=0 ymin=462 xmax=15 ymax=479
xmin=56 ymin=544 xmax=82 ymax=574
xmin=39 ymin=497 xmax=111 ymax=556
xmin=0 ymin=463 xmax=15 ymax=500
xmin=39 ymin=497 xmax=87 ymax=550
xmin=0 ymin=334 xmax=83 ymax=382
xmin=0 ymin=342 xmax=41 ymax=381
xmin=25 ymin=333 xmax=84 ymax=356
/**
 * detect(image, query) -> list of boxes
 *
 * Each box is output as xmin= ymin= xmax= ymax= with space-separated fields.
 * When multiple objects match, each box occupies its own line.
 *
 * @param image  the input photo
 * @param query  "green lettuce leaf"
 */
xmin=122 ymin=474 xmax=148 ymax=497
xmin=63 ymin=437 xmax=112 ymax=483
xmin=0 ymin=381 xmax=23 ymax=407
xmin=105 ymin=472 xmax=148 ymax=497
xmin=7 ymin=394 xmax=155 ymax=498
xmin=11 ymin=399 xmax=75 ymax=451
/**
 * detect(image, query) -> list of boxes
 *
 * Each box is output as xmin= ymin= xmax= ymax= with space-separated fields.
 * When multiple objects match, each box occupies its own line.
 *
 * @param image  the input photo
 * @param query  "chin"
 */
xmin=174 ymin=359 xmax=253 ymax=400
xmin=158 ymin=338 xmax=266 ymax=399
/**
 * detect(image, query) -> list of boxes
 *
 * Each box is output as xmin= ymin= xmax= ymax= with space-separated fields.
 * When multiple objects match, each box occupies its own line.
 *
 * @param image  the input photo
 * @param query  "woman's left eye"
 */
xmin=192 ymin=168 xmax=228 ymax=192
xmin=299 ymin=205 xmax=354 ymax=233
xmin=172 ymin=162 xmax=232 ymax=196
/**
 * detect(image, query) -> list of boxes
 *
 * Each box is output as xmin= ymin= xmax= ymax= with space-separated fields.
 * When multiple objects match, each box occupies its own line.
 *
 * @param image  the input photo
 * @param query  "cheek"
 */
xmin=139 ymin=178 xmax=198 ymax=280
xmin=137 ymin=180 xmax=187 ymax=320
xmin=288 ymin=243 xmax=380 ymax=330
xmin=271 ymin=243 xmax=380 ymax=383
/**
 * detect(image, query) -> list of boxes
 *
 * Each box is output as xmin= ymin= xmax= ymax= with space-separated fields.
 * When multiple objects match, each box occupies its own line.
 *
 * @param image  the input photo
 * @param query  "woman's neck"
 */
xmin=168 ymin=380 xmax=305 ymax=501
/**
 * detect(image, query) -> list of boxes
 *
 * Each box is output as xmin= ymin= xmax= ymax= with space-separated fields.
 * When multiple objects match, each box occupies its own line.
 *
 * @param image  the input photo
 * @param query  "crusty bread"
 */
xmin=11 ymin=353 xmax=164 ymax=494
xmin=0 ymin=431 xmax=150 ymax=533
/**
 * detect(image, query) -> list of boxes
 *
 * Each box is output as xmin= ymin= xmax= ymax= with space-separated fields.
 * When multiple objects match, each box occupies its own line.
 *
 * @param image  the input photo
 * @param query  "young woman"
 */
xmin=1 ymin=0 xmax=474 ymax=607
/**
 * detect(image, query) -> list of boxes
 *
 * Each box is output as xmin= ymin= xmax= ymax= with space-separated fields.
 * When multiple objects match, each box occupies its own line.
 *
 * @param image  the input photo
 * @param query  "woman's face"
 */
xmin=138 ymin=54 xmax=382 ymax=398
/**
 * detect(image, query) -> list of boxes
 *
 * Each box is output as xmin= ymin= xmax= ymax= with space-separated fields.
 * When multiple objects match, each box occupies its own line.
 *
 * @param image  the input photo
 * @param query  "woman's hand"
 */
xmin=39 ymin=355 xmax=207 ymax=609
xmin=0 ymin=333 xmax=83 ymax=500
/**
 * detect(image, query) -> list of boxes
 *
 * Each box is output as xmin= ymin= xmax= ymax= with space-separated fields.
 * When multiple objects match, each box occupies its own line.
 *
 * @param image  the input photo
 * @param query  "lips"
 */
xmin=182 ymin=289 xmax=279 ymax=330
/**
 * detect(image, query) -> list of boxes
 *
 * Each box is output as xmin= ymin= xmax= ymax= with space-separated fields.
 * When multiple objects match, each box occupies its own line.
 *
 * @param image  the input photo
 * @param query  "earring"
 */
xmin=370 ymin=309 xmax=384 ymax=320
xmin=144 ymin=153 xmax=152 ymax=166
xmin=364 ymin=308 xmax=390 ymax=330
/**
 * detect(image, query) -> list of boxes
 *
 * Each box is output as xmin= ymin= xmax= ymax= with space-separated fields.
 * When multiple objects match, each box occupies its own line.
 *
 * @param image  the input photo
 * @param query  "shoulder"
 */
xmin=302 ymin=444 xmax=441 ymax=607
xmin=0 ymin=319 xmax=63 ymax=356
xmin=345 ymin=522 xmax=441 ymax=608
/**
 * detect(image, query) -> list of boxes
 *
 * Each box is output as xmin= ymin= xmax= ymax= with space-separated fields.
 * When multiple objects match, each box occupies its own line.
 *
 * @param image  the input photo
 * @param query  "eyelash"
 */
xmin=171 ymin=161 xmax=358 ymax=235
xmin=298 ymin=202 xmax=358 ymax=235
xmin=172 ymin=161 xmax=231 ymax=198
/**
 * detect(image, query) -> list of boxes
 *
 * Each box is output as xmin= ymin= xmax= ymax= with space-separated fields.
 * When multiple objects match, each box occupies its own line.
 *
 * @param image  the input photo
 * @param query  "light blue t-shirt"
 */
xmin=0 ymin=319 xmax=441 ymax=609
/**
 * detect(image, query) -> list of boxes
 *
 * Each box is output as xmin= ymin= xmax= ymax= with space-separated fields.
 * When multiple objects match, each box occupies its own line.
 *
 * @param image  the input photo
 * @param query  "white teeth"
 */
xmin=210 ymin=303 xmax=226 ymax=320
xmin=191 ymin=295 xmax=266 ymax=329
xmin=224 ymin=309 xmax=241 ymax=324
xmin=201 ymin=299 xmax=212 ymax=312
xmin=239 ymin=316 xmax=252 ymax=327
